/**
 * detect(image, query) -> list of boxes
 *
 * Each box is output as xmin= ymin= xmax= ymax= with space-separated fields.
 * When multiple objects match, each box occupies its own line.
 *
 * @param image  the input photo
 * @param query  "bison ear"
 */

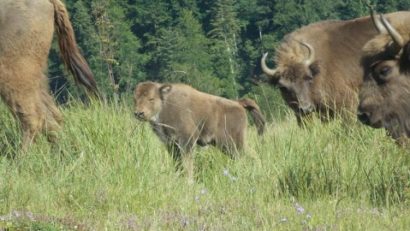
xmin=159 ymin=84 xmax=172 ymax=99
xmin=309 ymin=61 xmax=321 ymax=77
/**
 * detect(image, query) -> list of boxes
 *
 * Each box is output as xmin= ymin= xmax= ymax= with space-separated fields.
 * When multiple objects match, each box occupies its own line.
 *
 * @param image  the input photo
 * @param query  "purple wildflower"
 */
xmin=294 ymin=202 xmax=305 ymax=214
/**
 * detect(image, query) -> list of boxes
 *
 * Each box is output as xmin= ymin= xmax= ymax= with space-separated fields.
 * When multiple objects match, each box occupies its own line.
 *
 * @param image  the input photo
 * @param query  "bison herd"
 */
xmin=1 ymin=1 xmax=410 ymax=177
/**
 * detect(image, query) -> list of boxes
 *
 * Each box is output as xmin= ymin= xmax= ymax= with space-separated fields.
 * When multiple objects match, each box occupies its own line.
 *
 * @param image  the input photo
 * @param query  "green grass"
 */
xmin=0 ymin=100 xmax=409 ymax=230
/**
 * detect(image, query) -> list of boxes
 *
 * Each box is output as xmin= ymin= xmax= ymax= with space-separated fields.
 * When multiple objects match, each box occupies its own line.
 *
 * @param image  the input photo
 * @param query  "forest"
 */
xmin=50 ymin=0 xmax=410 ymax=105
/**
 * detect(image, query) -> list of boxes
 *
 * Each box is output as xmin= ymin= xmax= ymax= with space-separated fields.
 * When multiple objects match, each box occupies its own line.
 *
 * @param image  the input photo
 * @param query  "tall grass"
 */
xmin=0 ymin=100 xmax=409 ymax=230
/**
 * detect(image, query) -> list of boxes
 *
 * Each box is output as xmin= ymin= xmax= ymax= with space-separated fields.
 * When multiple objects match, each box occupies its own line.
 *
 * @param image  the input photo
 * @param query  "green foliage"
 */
xmin=152 ymin=9 xmax=223 ymax=94
xmin=208 ymin=0 xmax=243 ymax=98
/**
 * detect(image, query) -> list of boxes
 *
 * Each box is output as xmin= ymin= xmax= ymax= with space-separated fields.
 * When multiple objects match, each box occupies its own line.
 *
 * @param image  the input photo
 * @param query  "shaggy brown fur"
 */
xmin=133 ymin=81 xmax=265 ymax=179
xmin=261 ymin=12 xmax=408 ymax=123
xmin=0 ymin=0 xmax=98 ymax=150
xmin=357 ymin=11 xmax=410 ymax=142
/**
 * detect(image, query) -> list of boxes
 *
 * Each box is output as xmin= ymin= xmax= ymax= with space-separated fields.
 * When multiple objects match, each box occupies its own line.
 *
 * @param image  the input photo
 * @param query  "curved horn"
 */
xmin=380 ymin=14 xmax=404 ymax=48
xmin=297 ymin=41 xmax=315 ymax=66
xmin=261 ymin=53 xmax=278 ymax=76
xmin=369 ymin=7 xmax=386 ymax=34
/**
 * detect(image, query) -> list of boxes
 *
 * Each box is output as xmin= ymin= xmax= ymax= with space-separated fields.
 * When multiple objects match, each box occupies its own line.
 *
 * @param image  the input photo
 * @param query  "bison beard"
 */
xmin=133 ymin=82 xmax=266 ymax=181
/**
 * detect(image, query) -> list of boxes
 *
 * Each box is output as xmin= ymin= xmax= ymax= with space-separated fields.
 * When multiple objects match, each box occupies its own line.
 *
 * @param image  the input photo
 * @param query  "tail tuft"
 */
xmin=238 ymin=98 xmax=266 ymax=135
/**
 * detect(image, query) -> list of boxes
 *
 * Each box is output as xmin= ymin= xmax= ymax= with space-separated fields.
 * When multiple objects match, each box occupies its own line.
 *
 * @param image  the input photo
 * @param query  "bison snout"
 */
xmin=134 ymin=111 xmax=145 ymax=120
xmin=357 ymin=111 xmax=371 ymax=125
xmin=299 ymin=104 xmax=315 ymax=114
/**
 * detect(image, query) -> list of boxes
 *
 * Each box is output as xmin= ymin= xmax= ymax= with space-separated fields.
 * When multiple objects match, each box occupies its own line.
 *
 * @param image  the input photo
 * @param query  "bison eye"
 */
xmin=378 ymin=66 xmax=391 ymax=78
xmin=278 ymin=86 xmax=288 ymax=92
xmin=304 ymin=74 xmax=314 ymax=82
xmin=373 ymin=65 xmax=392 ymax=84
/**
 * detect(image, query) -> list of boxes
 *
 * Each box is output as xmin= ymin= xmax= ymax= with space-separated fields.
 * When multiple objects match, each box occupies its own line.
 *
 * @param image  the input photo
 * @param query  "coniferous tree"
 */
xmin=90 ymin=0 xmax=145 ymax=101
xmin=153 ymin=10 xmax=222 ymax=94
xmin=208 ymin=0 xmax=242 ymax=98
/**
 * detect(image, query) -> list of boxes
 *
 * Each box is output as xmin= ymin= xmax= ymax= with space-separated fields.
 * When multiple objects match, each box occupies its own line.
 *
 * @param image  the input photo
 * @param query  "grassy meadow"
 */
xmin=0 ymin=100 xmax=410 ymax=230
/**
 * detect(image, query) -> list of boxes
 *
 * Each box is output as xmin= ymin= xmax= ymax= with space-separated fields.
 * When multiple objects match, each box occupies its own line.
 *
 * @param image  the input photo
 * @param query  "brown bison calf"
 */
xmin=0 ymin=0 xmax=98 ymax=150
xmin=133 ymin=81 xmax=265 ymax=179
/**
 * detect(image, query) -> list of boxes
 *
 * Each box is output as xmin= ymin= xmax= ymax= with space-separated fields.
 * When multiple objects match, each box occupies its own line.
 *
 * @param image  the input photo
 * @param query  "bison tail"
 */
xmin=51 ymin=0 xmax=99 ymax=97
xmin=238 ymin=98 xmax=266 ymax=135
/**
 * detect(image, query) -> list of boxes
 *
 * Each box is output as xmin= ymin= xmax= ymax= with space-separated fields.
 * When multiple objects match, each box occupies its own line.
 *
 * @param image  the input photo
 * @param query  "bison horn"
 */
xmin=369 ymin=8 xmax=387 ymax=34
xmin=261 ymin=53 xmax=278 ymax=76
xmin=297 ymin=41 xmax=315 ymax=66
xmin=380 ymin=14 xmax=404 ymax=48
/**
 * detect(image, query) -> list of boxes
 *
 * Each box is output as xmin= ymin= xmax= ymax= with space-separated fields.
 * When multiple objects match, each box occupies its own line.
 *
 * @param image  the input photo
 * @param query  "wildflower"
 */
xmin=181 ymin=217 xmax=190 ymax=228
xmin=195 ymin=195 xmax=200 ymax=202
xmin=222 ymin=168 xmax=237 ymax=182
xmin=195 ymin=188 xmax=208 ymax=202
xmin=200 ymin=189 xmax=208 ymax=195
xmin=294 ymin=202 xmax=305 ymax=214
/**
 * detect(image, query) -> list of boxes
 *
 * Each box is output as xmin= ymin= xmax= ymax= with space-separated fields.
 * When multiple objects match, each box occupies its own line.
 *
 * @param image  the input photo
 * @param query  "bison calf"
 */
xmin=133 ymin=81 xmax=265 ymax=180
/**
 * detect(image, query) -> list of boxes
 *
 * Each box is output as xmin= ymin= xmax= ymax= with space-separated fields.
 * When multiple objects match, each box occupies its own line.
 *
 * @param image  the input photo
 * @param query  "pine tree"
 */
xmin=91 ymin=0 xmax=145 ymax=101
xmin=208 ymin=0 xmax=242 ymax=98
xmin=152 ymin=9 xmax=222 ymax=95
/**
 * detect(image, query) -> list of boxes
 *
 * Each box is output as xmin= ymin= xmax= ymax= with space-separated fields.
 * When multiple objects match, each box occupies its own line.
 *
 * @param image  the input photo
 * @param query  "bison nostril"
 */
xmin=299 ymin=104 xmax=314 ymax=114
xmin=357 ymin=111 xmax=370 ymax=125
xmin=134 ymin=112 xmax=144 ymax=118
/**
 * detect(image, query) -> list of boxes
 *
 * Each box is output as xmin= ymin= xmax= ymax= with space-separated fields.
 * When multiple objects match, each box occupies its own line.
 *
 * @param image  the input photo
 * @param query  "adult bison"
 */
xmin=133 ymin=81 xmax=265 ymax=179
xmin=0 ymin=0 xmax=98 ymax=149
xmin=357 ymin=12 xmax=410 ymax=142
xmin=261 ymin=12 xmax=407 ymax=124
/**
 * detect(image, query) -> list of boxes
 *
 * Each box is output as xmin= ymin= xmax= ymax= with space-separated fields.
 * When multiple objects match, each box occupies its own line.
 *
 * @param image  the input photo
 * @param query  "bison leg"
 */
xmin=233 ymin=133 xmax=244 ymax=154
xmin=177 ymin=135 xmax=198 ymax=184
xmin=181 ymin=152 xmax=194 ymax=184
xmin=0 ymin=81 xmax=62 ymax=150
xmin=167 ymin=141 xmax=183 ymax=162
xmin=166 ymin=140 xmax=195 ymax=184
xmin=40 ymin=89 xmax=63 ymax=143
xmin=13 ymin=96 xmax=45 ymax=151
xmin=0 ymin=76 xmax=42 ymax=150
xmin=225 ymin=137 xmax=242 ymax=159
xmin=15 ymin=92 xmax=62 ymax=149
xmin=217 ymin=130 xmax=243 ymax=158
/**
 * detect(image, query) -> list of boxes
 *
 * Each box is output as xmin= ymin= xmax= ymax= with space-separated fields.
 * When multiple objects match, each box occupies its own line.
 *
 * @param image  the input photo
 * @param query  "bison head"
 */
xmin=134 ymin=81 xmax=172 ymax=122
xmin=261 ymin=40 xmax=321 ymax=117
xmin=358 ymin=14 xmax=410 ymax=139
